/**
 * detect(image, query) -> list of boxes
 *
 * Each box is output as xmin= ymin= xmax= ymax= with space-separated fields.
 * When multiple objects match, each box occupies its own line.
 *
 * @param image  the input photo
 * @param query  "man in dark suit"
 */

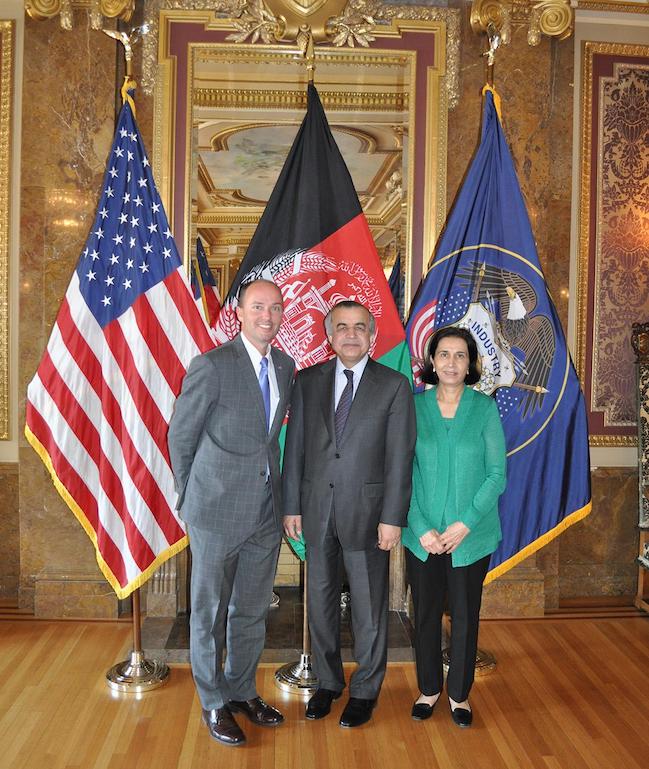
xmin=168 ymin=279 xmax=294 ymax=747
xmin=283 ymin=300 xmax=416 ymax=728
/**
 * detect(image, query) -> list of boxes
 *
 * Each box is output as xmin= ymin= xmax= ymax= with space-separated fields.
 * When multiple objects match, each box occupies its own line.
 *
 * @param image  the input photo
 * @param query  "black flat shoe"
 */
xmin=450 ymin=703 xmax=473 ymax=728
xmin=411 ymin=700 xmax=437 ymax=720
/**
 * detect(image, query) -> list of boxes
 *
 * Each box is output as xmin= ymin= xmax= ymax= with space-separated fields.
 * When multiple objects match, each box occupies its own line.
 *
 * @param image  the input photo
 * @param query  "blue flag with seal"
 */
xmin=406 ymin=88 xmax=591 ymax=582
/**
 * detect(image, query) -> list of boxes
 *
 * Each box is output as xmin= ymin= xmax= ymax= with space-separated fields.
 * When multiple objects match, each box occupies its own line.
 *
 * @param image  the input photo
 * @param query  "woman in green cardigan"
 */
xmin=403 ymin=326 xmax=506 ymax=728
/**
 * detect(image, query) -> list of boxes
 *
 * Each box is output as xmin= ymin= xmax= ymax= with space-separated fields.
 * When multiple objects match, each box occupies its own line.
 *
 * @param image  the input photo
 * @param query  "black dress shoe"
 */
xmin=411 ymin=700 xmax=437 ymax=720
xmin=306 ymin=688 xmax=342 ymax=720
xmin=339 ymin=697 xmax=375 ymax=728
xmin=229 ymin=697 xmax=284 ymax=726
xmin=450 ymin=703 xmax=473 ymax=728
xmin=202 ymin=707 xmax=246 ymax=746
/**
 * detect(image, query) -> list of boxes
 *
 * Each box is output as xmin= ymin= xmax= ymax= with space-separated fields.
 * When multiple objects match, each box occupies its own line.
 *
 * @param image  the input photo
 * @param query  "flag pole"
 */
xmin=100 ymin=24 xmax=169 ymax=693
xmin=297 ymin=25 xmax=316 ymax=84
xmin=274 ymin=59 xmax=318 ymax=696
xmin=275 ymin=561 xmax=319 ymax=695
xmin=441 ymin=31 xmax=506 ymax=681
xmin=106 ymin=587 xmax=170 ymax=692
xmin=192 ymin=254 xmax=211 ymax=322
xmin=483 ymin=21 xmax=501 ymax=87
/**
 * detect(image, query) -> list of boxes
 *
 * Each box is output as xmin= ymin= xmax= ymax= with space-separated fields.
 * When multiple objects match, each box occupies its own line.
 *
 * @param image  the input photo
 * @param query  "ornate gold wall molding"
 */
xmin=577 ymin=41 xmax=649 ymax=446
xmin=0 ymin=20 xmax=13 ymax=441
xmin=470 ymin=0 xmax=573 ymax=47
xmin=24 ymin=1 xmax=134 ymax=29
xmin=194 ymin=86 xmax=408 ymax=111
xmin=576 ymin=0 xmax=649 ymax=13
xmin=142 ymin=2 xmax=460 ymax=107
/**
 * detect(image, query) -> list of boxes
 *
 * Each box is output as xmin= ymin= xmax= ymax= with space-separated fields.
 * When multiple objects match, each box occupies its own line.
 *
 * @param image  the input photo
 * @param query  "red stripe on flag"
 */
xmin=57 ymin=299 xmax=103 ymax=399
xmin=37 ymin=351 xmax=159 ymax=571
xmin=103 ymin=320 xmax=171 ymax=462
xmin=205 ymin=288 xmax=221 ymax=328
xmin=164 ymin=269 xmax=216 ymax=353
xmin=55 ymin=302 xmax=184 ymax=552
xmin=94 ymin=329 xmax=185 ymax=546
xmin=25 ymin=401 xmax=129 ymax=588
xmin=131 ymin=292 xmax=186 ymax=393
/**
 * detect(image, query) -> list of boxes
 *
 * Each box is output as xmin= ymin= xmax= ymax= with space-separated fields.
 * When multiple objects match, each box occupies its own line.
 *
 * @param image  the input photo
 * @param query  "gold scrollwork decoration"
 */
xmin=536 ymin=1 xmax=572 ymax=39
xmin=223 ymin=0 xmax=382 ymax=47
xmin=325 ymin=0 xmax=379 ymax=48
xmin=24 ymin=0 xmax=134 ymax=27
xmin=225 ymin=0 xmax=284 ymax=45
xmin=470 ymin=0 xmax=572 ymax=47
xmin=470 ymin=0 xmax=508 ymax=33
xmin=141 ymin=2 xmax=460 ymax=108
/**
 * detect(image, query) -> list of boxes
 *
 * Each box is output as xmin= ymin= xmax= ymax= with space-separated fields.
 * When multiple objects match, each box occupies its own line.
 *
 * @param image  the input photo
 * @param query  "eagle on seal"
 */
xmin=458 ymin=261 xmax=556 ymax=418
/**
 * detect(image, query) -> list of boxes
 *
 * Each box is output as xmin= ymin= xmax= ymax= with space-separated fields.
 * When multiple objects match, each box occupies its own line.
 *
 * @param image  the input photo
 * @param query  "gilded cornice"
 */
xmin=142 ymin=2 xmax=460 ymax=108
xmin=24 ymin=1 xmax=134 ymax=28
xmin=576 ymin=0 xmax=649 ymax=13
xmin=194 ymin=87 xmax=408 ymax=111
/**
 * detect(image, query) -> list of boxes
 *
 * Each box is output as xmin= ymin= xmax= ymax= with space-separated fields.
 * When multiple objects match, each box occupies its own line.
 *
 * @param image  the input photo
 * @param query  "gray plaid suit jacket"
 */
xmin=168 ymin=334 xmax=295 ymax=535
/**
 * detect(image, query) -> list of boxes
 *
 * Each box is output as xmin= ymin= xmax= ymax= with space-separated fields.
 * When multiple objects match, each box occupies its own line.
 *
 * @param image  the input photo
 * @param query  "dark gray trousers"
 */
xmin=307 ymin=515 xmax=389 ymax=700
xmin=187 ymin=490 xmax=280 ymax=710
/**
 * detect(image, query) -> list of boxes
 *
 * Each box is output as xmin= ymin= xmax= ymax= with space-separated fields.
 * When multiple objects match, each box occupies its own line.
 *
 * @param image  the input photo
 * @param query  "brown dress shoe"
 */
xmin=202 ymin=707 xmax=246 ymax=746
xmin=228 ymin=697 xmax=284 ymax=726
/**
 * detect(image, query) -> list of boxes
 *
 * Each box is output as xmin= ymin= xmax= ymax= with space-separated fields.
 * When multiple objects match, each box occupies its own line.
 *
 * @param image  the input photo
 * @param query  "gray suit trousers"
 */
xmin=187 ymin=491 xmax=280 ymax=710
xmin=307 ymin=514 xmax=390 ymax=699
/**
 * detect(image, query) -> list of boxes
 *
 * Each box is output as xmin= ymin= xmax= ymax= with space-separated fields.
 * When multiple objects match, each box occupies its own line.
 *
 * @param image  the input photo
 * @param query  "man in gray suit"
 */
xmin=168 ymin=279 xmax=294 ymax=747
xmin=283 ymin=300 xmax=416 ymax=728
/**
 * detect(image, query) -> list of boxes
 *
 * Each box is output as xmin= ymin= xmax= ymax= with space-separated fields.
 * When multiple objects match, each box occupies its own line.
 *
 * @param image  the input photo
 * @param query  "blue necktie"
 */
xmin=259 ymin=356 xmax=271 ymax=431
xmin=334 ymin=369 xmax=354 ymax=445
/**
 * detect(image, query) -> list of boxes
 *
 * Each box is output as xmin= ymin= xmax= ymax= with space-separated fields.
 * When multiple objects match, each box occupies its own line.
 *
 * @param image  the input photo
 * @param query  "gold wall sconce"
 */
xmin=470 ymin=0 xmax=573 ymax=47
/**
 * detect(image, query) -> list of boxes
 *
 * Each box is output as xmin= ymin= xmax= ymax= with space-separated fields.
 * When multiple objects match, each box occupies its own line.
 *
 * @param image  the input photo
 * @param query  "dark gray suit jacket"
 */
xmin=168 ymin=334 xmax=294 ymax=534
xmin=282 ymin=357 xmax=416 ymax=550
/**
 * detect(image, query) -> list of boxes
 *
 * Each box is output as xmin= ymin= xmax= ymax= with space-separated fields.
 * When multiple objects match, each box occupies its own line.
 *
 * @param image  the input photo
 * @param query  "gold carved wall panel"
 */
xmin=577 ymin=42 xmax=649 ymax=447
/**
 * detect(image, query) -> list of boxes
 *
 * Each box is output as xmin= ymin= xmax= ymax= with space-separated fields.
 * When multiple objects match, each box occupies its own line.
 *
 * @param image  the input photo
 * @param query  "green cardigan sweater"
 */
xmin=402 ymin=385 xmax=507 ymax=567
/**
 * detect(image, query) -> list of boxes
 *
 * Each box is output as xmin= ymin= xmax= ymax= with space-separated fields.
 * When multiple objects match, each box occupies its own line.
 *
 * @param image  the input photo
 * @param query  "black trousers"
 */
xmin=406 ymin=549 xmax=490 ymax=702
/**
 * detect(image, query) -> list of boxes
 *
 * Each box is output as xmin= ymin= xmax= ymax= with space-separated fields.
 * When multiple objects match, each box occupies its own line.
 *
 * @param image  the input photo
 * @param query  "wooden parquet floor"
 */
xmin=0 ymin=615 xmax=648 ymax=769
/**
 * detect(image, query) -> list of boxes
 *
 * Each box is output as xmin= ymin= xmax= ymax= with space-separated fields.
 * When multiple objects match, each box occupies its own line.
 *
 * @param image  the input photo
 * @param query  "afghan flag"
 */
xmin=406 ymin=88 xmax=591 ymax=582
xmin=214 ymin=83 xmax=409 ymax=559
xmin=214 ymin=83 xmax=408 ymax=377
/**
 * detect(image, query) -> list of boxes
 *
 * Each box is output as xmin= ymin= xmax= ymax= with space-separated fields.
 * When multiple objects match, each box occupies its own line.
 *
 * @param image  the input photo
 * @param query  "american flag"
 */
xmin=25 ymin=101 xmax=215 ymax=599
xmin=191 ymin=237 xmax=221 ymax=328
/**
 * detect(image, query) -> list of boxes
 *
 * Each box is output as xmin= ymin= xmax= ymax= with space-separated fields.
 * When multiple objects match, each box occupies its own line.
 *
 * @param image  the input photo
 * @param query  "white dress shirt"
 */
xmin=334 ymin=355 xmax=369 ymax=408
xmin=240 ymin=332 xmax=280 ymax=427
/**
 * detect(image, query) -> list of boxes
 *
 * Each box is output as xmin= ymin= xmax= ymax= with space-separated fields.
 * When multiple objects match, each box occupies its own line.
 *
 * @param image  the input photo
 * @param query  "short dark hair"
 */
xmin=420 ymin=326 xmax=481 ymax=386
xmin=324 ymin=301 xmax=376 ymax=336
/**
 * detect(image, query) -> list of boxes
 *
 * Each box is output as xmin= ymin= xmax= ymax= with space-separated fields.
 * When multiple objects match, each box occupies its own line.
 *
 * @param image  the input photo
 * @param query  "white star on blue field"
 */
xmin=438 ymin=289 xmax=470 ymax=325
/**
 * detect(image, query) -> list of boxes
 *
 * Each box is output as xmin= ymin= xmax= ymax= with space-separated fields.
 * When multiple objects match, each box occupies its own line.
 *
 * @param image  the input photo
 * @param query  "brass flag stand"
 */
xmin=106 ymin=587 xmax=170 ymax=692
xmin=275 ymin=561 xmax=319 ymax=696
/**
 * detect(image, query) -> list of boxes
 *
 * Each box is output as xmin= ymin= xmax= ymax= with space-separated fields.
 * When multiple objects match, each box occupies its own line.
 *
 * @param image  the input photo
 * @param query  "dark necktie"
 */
xmin=259 ymin=356 xmax=271 ymax=431
xmin=334 ymin=369 xmax=354 ymax=445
